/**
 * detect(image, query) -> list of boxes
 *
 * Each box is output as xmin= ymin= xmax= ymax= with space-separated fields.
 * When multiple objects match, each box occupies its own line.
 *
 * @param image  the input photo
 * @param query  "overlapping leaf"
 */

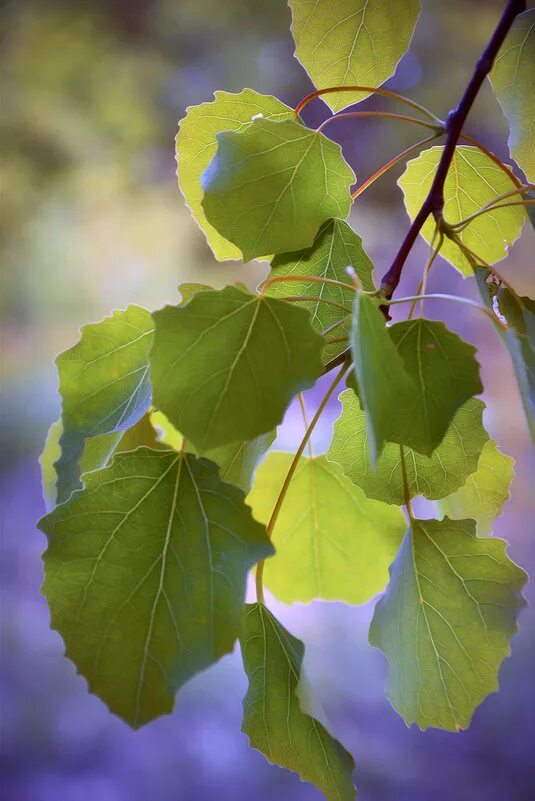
xmin=150 ymin=286 xmax=324 ymax=452
xmin=39 ymin=448 xmax=273 ymax=728
xmin=369 ymin=517 xmax=527 ymax=731
xmin=289 ymin=0 xmax=420 ymax=112
xmin=268 ymin=219 xmax=374 ymax=359
xmin=201 ymin=118 xmax=355 ymax=261
xmin=247 ymin=453 xmax=405 ymax=604
xmin=490 ymin=9 xmax=535 ymax=182
xmin=328 ymin=392 xmax=488 ymax=505
xmin=176 ymin=90 xmax=294 ymax=260
xmin=240 ymin=603 xmax=356 ymax=801
xmin=438 ymin=440 xmax=514 ymax=535
xmin=399 ymin=146 xmax=525 ymax=275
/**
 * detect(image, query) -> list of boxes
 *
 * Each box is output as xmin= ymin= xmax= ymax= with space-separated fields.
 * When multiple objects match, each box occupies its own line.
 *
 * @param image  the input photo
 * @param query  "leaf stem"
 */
xmin=399 ymin=445 xmax=414 ymax=521
xmin=294 ymin=85 xmax=441 ymax=124
xmin=260 ymin=274 xmax=356 ymax=294
xmin=385 ymin=292 xmax=507 ymax=331
xmin=280 ymin=295 xmax=352 ymax=315
xmin=379 ymin=0 xmax=526 ymax=300
xmin=408 ymin=227 xmax=443 ymax=320
xmin=452 ymin=199 xmax=535 ymax=230
xmin=459 ymin=133 xmax=523 ymax=187
xmin=298 ymin=393 xmax=313 ymax=459
xmin=317 ymin=110 xmax=440 ymax=134
xmin=255 ymin=360 xmax=350 ymax=603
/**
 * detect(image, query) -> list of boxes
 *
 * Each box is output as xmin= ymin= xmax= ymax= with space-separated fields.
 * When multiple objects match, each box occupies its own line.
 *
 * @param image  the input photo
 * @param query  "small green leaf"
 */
xmin=399 ymin=146 xmax=525 ymax=275
xmin=201 ymin=118 xmax=355 ymax=261
xmin=178 ymin=282 xmax=213 ymax=304
xmin=240 ymin=603 xmax=356 ymax=801
xmin=268 ymin=218 xmax=374 ymax=359
xmin=369 ymin=517 xmax=527 ymax=731
xmin=289 ymin=0 xmax=420 ymax=112
xmin=176 ymin=90 xmax=294 ymax=260
xmin=329 ymin=392 xmax=488 ymax=505
xmin=490 ymin=9 xmax=535 ymax=182
xmin=438 ymin=440 xmax=514 ymax=536
xmin=150 ymin=410 xmax=275 ymax=494
xmin=247 ymin=453 xmax=406 ymax=604
xmin=39 ymin=449 xmax=273 ymax=728
xmin=150 ymin=286 xmax=324 ymax=452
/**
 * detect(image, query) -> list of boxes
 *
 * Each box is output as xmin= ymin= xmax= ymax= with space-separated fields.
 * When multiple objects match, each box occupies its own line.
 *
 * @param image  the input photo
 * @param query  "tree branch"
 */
xmin=379 ymin=0 xmax=526 ymax=300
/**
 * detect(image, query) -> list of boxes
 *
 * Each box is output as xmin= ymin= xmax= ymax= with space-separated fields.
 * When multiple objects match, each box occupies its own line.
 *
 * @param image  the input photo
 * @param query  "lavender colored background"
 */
xmin=2 ymin=1 xmax=534 ymax=799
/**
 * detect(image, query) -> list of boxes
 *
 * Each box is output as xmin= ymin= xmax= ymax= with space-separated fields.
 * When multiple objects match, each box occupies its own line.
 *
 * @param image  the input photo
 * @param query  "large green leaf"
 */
xmin=247 ymin=453 xmax=406 ymax=604
xmin=150 ymin=410 xmax=275 ymax=494
xmin=369 ymin=517 xmax=527 ymax=731
xmin=399 ymin=146 xmax=525 ymax=276
xmin=289 ymin=0 xmax=420 ymax=112
xmin=150 ymin=286 xmax=324 ymax=452
xmin=476 ymin=269 xmax=535 ymax=441
xmin=55 ymin=305 xmax=153 ymax=502
xmin=39 ymin=449 xmax=273 ymax=728
xmin=438 ymin=440 xmax=514 ymax=536
xmin=201 ymin=118 xmax=355 ymax=261
xmin=176 ymin=90 xmax=294 ymax=260
xmin=490 ymin=10 xmax=535 ymax=182
xmin=328 ymin=392 xmax=488 ymax=505
xmin=268 ymin=218 xmax=374 ymax=359
xmin=240 ymin=603 xmax=356 ymax=801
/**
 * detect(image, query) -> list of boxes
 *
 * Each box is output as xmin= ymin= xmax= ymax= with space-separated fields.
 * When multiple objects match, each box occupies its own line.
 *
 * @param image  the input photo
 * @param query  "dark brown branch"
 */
xmin=379 ymin=0 xmax=526 ymax=300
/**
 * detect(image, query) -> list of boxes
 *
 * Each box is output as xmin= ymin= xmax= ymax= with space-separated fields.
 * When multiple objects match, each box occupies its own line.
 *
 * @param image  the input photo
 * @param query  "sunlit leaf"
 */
xmin=399 ymin=146 xmax=525 ymax=275
xmin=329 ymin=392 xmax=488 ymax=505
xmin=39 ymin=448 xmax=273 ymax=728
xmin=247 ymin=453 xmax=405 ymax=604
xmin=490 ymin=9 xmax=535 ymax=182
xmin=240 ymin=603 xmax=356 ymax=801
xmin=201 ymin=118 xmax=355 ymax=261
xmin=289 ymin=0 xmax=420 ymax=112
xmin=150 ymin=286 xmax=324 ymax=452
xmin=438 ymin=440 xmax=514 ymax=536
xmin=369 ymin=517 xmax=527 ymax=731
xmin=176 ymin=90 xmax=294 ymax=260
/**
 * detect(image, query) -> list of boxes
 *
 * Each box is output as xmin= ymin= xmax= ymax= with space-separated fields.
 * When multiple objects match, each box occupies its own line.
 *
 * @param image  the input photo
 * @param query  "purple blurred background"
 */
xmin=2 ymin=1 xmax=534 ymax=799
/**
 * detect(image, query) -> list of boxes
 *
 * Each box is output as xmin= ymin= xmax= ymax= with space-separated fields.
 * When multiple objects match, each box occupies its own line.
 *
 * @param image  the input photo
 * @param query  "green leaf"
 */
xmin=399 ymin=146 xmax=525 ymax=276
xmin=369 ymin=517 xmax=527 ymax=731
xmin=438 ymin=440 xmax=514 ymax=536
xmin=55 ymin=305 xmax=153 ymax=503
xmin=178 ymin=282 xmax=213 ymax=304
xmin=150 ymin=286 xmax=324 ymax=452
xmin=328 ymin=392 xmax=488 ymax=505
xmin=352 ymin=299 xmax=482 ymax=458
xmin=289 ymin=0 xmax=420 ymax=112
xmin=268 ymin=218 xmax=374 ymax=359
xmin=240 ymin=603 xmax=356 ymax=801
xmin=490 ymin=9 xmax=535 ymax=182
xmin=476 ymin=269 xmax=535 ymax=441
xmin=247 ymin=453 xmax=406 ymax=604
xmin=150 ymin=410 xmax=275 ymax=494
xmin=39 ymin=448 xmax=273 ymax=728
xmin=176 ymin=90 xmax=294 ymax=260
xmin=201 ymin=118 xmax=355 ymax=261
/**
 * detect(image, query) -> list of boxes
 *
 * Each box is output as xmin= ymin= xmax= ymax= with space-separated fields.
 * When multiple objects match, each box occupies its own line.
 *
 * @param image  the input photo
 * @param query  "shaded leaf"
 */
xmin=399 ymin=146 xmax=525 ymax=275
xmin=369 ymin=517 xmax=527 ymax=731
xmin=39 ymin=449 xmax=273 ymax=728
xmin=176 ymin=90 xmax=294 ymax=260
xmin=289 ymin=0 xmax=420 ymax=112
xmin=490 ymin=9 xmax=535 ymax=182
xmin=438 ymin=440 xmax=515 ymax=536
xmin=240 ymin=603 xmax=356 ymax=801
xmin=150 ymin=286 xmax=324 ymax=452
xmin=328 ymin=392 xmax=488 ymax=504
xmin=201 ymin=118 xmax=355 ymax=261
xmin=247 ymin=453 xmax=406 ymax=604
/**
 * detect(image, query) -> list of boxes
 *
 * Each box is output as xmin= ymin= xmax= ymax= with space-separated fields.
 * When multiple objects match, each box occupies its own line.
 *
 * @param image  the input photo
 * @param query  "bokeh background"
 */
xmin=2 ymin=1 xmax=535 ymax=799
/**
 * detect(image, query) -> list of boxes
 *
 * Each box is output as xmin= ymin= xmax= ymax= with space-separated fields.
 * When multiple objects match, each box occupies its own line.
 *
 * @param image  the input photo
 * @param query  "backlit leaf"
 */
xmin=176 ymin=90 xmax=294 ymax=260
xmin=240 ymin=603 xmax=356 ymax=801
xmin=399 ymin=146 xmax=525 ymax=275
xmin=39 ymin=448 xmax=273 ymax=728
xmin=150 ymin=286 xmax=324 ymax=452
xmin=201 ymin=118 xmax=355 ymax=261
xmin=247 ymin=453 xmax=406 ymax=604
xmin=369 ymin=517 xmax=527 ymax=731
xmin=289 ymin=0 xmax=420 ymax=112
